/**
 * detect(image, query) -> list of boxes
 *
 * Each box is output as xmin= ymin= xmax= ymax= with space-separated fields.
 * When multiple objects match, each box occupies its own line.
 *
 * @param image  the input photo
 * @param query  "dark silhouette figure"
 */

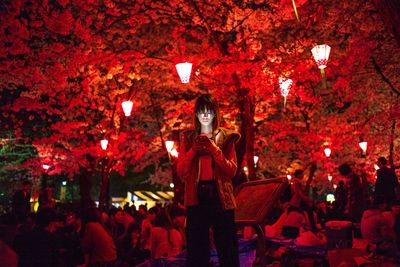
xmin=12 ymin=181 xmax=31 ymax=223
xmin=375 ymin=156 xmax=399 ymax=205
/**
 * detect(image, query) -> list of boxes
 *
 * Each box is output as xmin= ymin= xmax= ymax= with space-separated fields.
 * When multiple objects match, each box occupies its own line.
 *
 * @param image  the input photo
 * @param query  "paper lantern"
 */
xmin=122 ymin=100 xmax=133 ymax=116
xmin=328 ymin=174 xmax=332 ymax=181
xmin=175 ymin=62 xmax=192 ymax=83
xmin=324 ymin=147 xmax=331 ymax=157
xmin=311 ymin=44 xmax=331 ymax=69
xmin=326 ymin=193 xmax=335 ymax=203
xmin=170 ymin=148 xmax=178 ymax=158
xmin=165 ymin=140 xmax=174 ymax=153
xmin=359 ymin=141 xmax=367 ymax=153
xmin=279 ymin=77 xmax=293 ymax=108
xmin=254 ymin=155 xmax=259 ymax=165
xmin=101 ymin=139 xmax=108 ymax=150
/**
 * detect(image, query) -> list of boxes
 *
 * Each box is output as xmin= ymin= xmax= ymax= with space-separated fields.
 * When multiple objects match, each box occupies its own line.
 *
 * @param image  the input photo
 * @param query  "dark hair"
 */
xmin=338 ymin=163 xmax=352 ymax=176
xmin=377 ymin=157 xmax=387 ymax=165
xmin=80 ymin=207 xmax=100 ymax=224
xmin=154 ymin=209 xmax=174 ymax=246
xmin=169 ymin=207 xmax=186 ymax=219
xmin=293 ymin=169 xmax=304 ymax=178
xmin=194 ymin=94 xmax=220 ymax=135
xmin=148 ymin=206 xmax=159 ymax=215
xmin=35 ymin=208 xmax=57 ymax=229
xmin=109 ymin=207 xmax=122 ymax=217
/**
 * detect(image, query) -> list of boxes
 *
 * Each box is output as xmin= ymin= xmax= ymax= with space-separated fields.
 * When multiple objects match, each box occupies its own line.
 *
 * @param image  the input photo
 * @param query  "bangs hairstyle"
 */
xmin=194 ymin=94 xmax=220 ymax=134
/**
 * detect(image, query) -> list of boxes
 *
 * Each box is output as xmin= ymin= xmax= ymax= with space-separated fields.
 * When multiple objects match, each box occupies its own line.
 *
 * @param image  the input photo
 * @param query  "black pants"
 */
xmin=186 ymin=198 xmax=239 ymax=267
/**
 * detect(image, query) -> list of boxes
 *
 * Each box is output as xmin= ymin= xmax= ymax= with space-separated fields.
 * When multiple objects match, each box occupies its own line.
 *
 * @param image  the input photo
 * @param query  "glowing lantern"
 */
xmin=254 ymin=155 xmax=259 ymax=165
xmin=42 ymin=164 xmax=50 ymax=170
xmin=374 ymin=164 xmax=379 ymax=170
xmin=311 ymin=44 xmax=331 ymax=70
xmin=279 ymin=77 xmax=293 ymax=108
xmin=122 ymin=100 xmax=133 ymax=117
xmin=333 ymin=184 xmax=337 ymax=189
xmin=165 ymin=140 xmax=174 ymax=153
xmin=101 ymin=139 xmax=108 ymax=150
xmin=359 ymin=141 xmax=367 ymax=153
xmin=170 ymin=183 xmax=174 ymax=188
xmin=175 ymin=62 xmax=192 ymax=83
xmin=326 ymin=194 xmax=335 ymax=203
xmin=328 ymin=174 xmax=333 ymax=181
xmin=287 ymin=174 xmax=292 ymax=181
xmin=170 ymin=148 xmax=178 ymax=158
xmin=324 ymin=147 xmax=332 ymax=157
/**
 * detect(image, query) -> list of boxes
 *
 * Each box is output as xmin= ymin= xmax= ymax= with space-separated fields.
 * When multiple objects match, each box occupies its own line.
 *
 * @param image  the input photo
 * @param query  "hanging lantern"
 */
xmin=165 ymin=140 xmax=174 ymax=153
xmin=311 ymin=44 xmax=331 ymax=70
xmin=101 ymin=139 xmax=108 ymax=150
xmin=279 ymin=77 xmax=293 ymax=108
xmin=287 ymin=174 xmax=292 ymax=181
xmin=359 ymin=141 xmax=367 ymax=153
xmin=254 ymin=155 xmax=259 ymax=165
xmin=170 ymin=148 xmax=179 ymax=158
xmin=326 ymin=194 xmax=335 ymax=203
xmin=175 ymin=62 xmax=192 ymax=83
xmin=122 ymin=100 xmax=133 ymax=117
xmin=42 ymin=164 xmax=50 ymax=170
xmin=324 ymin=147 xmax=331 ymax=157
xmin=328 ymin=174 xmax=333 ymax=181
xmin=333 ymin=184 xmax=337 ymax=189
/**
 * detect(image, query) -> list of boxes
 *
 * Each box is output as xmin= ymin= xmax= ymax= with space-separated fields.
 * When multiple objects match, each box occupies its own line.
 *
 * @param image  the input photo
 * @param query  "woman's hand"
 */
xmin=194 ymin=135 xmax=218 ymax=153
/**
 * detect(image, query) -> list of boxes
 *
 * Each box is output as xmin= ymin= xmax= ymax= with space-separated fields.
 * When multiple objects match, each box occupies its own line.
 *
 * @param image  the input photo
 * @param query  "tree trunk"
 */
xmin=78 ymin=167 xmax=94 ymax=209
xmin=98 ymin=157 xmax=114 ymax=211
xmin=237 ymin=88 xmax=256 ymax=180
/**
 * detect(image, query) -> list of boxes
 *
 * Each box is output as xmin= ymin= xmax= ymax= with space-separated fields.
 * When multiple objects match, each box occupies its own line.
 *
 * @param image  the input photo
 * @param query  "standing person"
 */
xmin=334 ymin=180 xmax=347 ymax=219
xmin=375 ymin=156 xmax=399 ymax=205
xmin=338 ymin=163 xmax=365 ymax=222
xmin=177 ymin=94 xmax=240 ymax=267
xmin=12 ymin=180 xmax=31 ymax=223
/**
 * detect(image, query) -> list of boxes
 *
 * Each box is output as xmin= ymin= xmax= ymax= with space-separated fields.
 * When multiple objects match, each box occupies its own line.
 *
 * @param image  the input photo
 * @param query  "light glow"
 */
xmin=254 ymin=155 xmax=259 ymax=165
xmin=42 ymin=164 xmax=50 ymax=170
xmin=326 ymin=193 xmax=335 ymax=203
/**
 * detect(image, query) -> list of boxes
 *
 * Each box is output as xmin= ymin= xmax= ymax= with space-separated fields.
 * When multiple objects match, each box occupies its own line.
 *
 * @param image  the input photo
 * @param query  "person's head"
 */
xmin=293 ymin=169 xmax=304 ymax=180
xmin=22 ymin=181 xmax=31 ymax=192
xmin=154 ymin=209 xmax=173 ymax=229
xmin=338 ymin=163 xmax=352 ymax=176
xmin=35 ymin=208 xmax=63 ymax=232
xmin=194 ymin=94 xmax=219 ymax=133
xmin=80 ymin=207 xmax=100 ymax=224
xmin=138 ymin=204 xmax=147 ymax=214
xmin=109 ymin=207 xmax=124 ymax=224
xmin=169 ymin=207 xmax=186 ymax=228
xmin=377 ymin=156 xmax=387 ymax=168
xmin=338 ymin=180 xmax=345 ymax=187
xmin=148 ymin=206 xmax=159 ymax=221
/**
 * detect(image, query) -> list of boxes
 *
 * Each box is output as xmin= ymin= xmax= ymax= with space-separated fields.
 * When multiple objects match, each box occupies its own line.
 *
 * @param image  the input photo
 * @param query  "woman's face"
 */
xmin=196 ymin=108 xmax=215 ymax=127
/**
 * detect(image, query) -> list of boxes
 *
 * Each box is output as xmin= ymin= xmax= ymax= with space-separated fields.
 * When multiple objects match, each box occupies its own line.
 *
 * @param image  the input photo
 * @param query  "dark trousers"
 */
xmin=186 ymin=203 xmax=239 ymax=267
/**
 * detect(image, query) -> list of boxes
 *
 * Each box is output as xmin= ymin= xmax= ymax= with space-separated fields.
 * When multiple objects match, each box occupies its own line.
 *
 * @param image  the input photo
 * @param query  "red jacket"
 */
xmin=177 ymin=128 xmax=240 ymax=210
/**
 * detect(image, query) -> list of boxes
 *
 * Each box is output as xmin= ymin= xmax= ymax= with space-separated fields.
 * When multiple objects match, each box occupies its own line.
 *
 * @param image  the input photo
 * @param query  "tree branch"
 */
xmin=371 ymin=56 xmax=400 ymax=96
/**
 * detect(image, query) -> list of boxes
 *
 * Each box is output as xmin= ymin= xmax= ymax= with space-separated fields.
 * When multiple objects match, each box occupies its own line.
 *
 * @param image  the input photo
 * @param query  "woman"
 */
xmin=177 ymin=94 xmax=240 ymax=267
xmin=150 ymin=209 xmax=182 ymax=259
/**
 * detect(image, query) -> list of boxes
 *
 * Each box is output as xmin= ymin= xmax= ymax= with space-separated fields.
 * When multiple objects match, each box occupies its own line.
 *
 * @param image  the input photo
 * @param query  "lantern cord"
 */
xmin=292 ymin=0 xmax=300 ymax=22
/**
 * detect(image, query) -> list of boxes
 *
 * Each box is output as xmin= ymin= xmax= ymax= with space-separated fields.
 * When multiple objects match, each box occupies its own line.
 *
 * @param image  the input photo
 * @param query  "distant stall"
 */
xmin=111 ymin=191 xmax=174 ymax=209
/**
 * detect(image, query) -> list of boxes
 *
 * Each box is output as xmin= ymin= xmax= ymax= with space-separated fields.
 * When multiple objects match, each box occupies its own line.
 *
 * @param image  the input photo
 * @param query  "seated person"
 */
xmin=361 ymin=196 xmax=395 ymax=256
xmin=282 ymin=206 xmax=310 ymax=238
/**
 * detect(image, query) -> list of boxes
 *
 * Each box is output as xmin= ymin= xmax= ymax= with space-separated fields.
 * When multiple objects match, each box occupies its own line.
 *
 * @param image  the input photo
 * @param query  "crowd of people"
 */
xmin=0 ymin=201 xmax=186 ymax=267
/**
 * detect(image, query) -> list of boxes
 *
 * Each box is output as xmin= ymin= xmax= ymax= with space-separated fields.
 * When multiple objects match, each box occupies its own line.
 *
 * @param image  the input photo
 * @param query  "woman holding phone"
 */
xmin=177 ymin=94 xmax=240 ymax=267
